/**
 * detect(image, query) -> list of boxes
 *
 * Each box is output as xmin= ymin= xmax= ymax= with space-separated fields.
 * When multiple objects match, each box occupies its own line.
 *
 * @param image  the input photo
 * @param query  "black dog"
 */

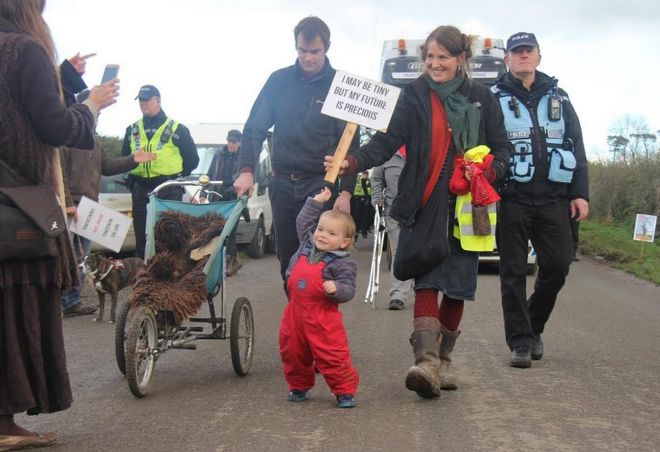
xmin=81 ymin=252 xmax=145 ymax=323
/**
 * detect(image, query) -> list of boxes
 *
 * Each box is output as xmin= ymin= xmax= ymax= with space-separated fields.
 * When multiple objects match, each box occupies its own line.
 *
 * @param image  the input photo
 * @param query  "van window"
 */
xmin=192 ymin=146 xmax=220 ymax=176
xmin=100 ymin=175 xmax=130 ymax=194
xmin=256 ymin=144 xmax=272 ymax=196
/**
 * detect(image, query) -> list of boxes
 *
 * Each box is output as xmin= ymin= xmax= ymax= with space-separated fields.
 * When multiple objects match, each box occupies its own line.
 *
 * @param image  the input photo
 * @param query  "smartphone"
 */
xmin=101 ymin=64 xmax=119 ymax=84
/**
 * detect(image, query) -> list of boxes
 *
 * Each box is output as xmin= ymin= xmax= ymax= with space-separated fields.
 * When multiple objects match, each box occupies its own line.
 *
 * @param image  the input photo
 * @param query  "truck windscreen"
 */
xmin=381 ymin=57 xmax=423 ymax=88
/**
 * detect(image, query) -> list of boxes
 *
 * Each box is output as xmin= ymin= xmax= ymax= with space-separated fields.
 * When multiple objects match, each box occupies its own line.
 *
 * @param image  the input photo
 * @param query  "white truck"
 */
xmin=379 ymin=36 xmax=506 ymax=88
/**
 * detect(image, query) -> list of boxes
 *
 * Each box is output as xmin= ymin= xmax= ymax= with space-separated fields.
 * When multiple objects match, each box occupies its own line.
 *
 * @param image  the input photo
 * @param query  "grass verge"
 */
xmin=579 ymin=220 xmax=660 ymax=285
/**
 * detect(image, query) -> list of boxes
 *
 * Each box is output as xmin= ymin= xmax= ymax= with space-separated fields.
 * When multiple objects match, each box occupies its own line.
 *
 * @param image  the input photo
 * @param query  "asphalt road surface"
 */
xmin=16 ymin=237 xmax=660 ymax=451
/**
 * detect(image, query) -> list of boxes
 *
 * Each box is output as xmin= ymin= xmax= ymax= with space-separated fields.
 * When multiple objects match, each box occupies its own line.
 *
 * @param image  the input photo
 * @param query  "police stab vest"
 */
xmin=129 ymin=118 xmax=183 ymax=178
xmin=491 ymin=86 xmax=576 ymax=184
xmin=453 ymin=193 xmax=496 ymax=252
xmin=353 ymin=179 xmax=370 ymax=197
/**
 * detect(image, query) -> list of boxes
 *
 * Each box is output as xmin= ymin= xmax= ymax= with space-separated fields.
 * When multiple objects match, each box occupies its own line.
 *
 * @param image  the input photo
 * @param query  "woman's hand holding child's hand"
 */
xmin=323 ymin=280 xmax=337 ymax=295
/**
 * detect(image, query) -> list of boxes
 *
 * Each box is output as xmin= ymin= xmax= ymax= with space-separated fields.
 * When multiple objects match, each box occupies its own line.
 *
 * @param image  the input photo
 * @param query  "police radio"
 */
xmin=508 ymin=97 xmax=521 ymax=118
xmin=548 ymin=93 xmax=562 ymax=121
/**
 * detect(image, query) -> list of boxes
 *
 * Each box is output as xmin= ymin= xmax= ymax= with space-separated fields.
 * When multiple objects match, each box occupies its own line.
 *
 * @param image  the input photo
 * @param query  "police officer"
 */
xmin=492 ymin=32 xmax=589 ymax=368
xmin=121 ymin=85 xmax=199 ymax=259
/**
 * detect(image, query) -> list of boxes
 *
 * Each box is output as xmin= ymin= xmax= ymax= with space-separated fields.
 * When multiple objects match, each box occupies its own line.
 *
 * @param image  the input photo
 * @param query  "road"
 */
xmin=17 ymin=237 xmax=660 ymax=451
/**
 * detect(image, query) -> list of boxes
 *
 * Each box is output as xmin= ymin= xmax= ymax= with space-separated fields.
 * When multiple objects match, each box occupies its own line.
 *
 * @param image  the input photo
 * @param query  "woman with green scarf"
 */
xmin=329 ymin=25 xmax=511 ymax=399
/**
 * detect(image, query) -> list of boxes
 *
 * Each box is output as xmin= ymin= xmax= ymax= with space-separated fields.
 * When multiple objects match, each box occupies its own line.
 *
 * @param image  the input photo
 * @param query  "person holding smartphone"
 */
xmin=120 ymin=84 xmax=199 ymax=260
xmin=0 ymin=1 xmax=118 ymax=448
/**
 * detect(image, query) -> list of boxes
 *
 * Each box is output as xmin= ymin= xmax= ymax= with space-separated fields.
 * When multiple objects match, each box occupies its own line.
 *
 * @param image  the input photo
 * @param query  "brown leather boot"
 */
xmin=405 ymin=328 xmax=441 ymax=398
xmin=438 ymin=325 xmax=460 ymax=390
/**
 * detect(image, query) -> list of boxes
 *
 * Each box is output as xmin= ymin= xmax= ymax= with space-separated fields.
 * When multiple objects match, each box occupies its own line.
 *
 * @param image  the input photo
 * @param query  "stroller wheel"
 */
xmin=125 ymin=307 xmax=158 ymax=397
xmin=230 ymin=297 xmax=255 ymax=376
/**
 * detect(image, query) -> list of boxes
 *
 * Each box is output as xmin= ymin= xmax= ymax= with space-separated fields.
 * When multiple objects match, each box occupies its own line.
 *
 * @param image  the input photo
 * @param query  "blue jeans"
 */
xmin=61 ymin=234 xmax=91 ymax=310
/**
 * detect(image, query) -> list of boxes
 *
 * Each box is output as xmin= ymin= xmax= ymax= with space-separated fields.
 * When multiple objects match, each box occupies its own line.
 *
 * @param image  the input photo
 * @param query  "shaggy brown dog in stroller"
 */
xmin=132 ymin=211 xmax=227 ymax=325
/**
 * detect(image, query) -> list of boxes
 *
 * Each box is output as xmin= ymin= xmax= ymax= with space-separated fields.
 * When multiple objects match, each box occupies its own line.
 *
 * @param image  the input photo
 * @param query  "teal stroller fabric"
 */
xmin=145 ymin=196 xmax=246 ymax=292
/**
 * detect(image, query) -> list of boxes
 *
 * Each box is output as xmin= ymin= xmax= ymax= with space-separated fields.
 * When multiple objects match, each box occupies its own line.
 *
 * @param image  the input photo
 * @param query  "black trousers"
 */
xmin=350 ymin=196 xmax=374 ymax=235
xmin=570 ymin=216 xmax=580 ymax=257
xmin=269 ymin=174 xmax=327 ymax=281
xmin=131 ymin=183 xmax=182 ymax=260
xmin=498 ymin=199 xmax=573 ymax=349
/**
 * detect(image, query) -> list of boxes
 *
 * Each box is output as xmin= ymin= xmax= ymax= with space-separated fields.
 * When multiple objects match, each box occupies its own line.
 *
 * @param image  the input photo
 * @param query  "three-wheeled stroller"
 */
xmin=114 ymin=176 xmax=255 ymax=398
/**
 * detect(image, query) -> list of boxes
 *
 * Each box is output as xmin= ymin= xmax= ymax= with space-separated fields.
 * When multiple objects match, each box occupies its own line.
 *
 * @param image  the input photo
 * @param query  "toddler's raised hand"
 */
xmin=313 ymin=187 xmax=332 ymax=204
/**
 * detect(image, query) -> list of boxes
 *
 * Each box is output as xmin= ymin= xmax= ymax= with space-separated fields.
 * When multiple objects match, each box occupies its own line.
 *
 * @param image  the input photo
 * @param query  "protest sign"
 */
xmin=70 ymin=196 xmax=132 ymax=252
xmin=321 ymin=70 xmax=400 ymax=183
xmin=322 ymin=70 xmax=401 ymax=132
xmin=633 ymin=213 xmax=657 ymax=243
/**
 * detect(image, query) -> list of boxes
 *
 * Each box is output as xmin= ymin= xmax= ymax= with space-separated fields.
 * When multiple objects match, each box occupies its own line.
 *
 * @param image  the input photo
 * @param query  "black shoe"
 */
xmin=287 ymin=389 xmax=308 ymax=402
xmin=510 ymin=346 xmax=532 ymax=368
xmin=63 ymin=303 xmax=98 ymax=318
xmin=531 ymin=336 xmax=544 ymax=360
xmin=388 ymin=299 xmax=405 ymax=310
xmin=361 ymin=231 xmax=368 ymax=238
xmin=336 ymin=394 xmax=357 ymax=408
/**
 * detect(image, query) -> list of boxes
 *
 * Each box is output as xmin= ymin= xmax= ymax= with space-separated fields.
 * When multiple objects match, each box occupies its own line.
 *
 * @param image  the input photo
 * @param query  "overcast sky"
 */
xmin=44 ymin=0 xmax=660 ymax=159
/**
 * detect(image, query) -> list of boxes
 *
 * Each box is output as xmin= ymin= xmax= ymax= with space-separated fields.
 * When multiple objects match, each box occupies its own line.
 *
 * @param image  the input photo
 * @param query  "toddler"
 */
xmin=279 ymin=187 xmax=360 ymax=408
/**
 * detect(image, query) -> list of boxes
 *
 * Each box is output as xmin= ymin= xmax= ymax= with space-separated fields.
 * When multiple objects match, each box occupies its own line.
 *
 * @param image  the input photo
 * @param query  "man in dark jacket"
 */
xmin=207 ymin=129 xmax=242 ymax=275
xmin=120 ymin=85 xmax=199 ymax=259
xmin=234 ymin=16 xmax=358 ymax=281
xmin=492 ymin=32 xmax=589 ymax=368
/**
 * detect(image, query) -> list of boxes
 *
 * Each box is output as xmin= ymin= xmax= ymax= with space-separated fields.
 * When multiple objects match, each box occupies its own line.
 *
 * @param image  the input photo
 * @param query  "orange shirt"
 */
xmin=421 ymin=92 xmax=451 ymax=207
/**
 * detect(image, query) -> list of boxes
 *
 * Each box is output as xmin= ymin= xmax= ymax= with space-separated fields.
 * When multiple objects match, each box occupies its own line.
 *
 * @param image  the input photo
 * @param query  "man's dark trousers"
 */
xmin=269 ymin=174 xmax=327 ymax=281
xmin=498 ymin=199 xmax=573 ymax=350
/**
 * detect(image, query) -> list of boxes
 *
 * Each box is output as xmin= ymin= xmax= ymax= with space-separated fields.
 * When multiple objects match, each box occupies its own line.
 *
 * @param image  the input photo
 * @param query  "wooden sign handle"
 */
xmin=324 ymin=122 xmax=358 ymax=184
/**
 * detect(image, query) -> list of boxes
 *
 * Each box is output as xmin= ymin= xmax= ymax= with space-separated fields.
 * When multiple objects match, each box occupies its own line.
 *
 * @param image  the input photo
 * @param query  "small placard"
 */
xmin=70 ymin=196 xmax=132 ymax=252
xmin=633 ymin=214 xmax=657 ymax=243
xmin=321 ymin=70 xmax=401 ymax=132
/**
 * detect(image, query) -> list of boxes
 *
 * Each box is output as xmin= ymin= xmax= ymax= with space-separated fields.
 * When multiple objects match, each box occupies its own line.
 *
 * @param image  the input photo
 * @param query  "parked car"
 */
xmin=94 ymin=174 xmax=136 ymax=253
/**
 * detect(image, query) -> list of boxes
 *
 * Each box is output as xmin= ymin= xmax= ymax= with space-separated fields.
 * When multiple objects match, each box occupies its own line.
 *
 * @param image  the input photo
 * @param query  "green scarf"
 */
xmin=425 ymin=72 xmax=481 ymax=152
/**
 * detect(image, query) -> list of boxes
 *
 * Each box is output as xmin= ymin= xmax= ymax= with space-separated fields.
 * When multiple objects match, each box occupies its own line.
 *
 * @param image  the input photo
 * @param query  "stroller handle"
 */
xmin=149 ymin=176 xmax=225 ymax=197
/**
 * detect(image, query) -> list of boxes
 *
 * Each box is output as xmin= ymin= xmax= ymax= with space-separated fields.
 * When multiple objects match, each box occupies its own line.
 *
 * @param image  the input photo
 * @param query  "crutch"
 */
xmin=364 ymin=206 xmax=386 ymax=307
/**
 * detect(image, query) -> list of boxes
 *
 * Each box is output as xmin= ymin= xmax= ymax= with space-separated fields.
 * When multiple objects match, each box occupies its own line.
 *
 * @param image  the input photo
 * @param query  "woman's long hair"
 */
xmin=0 ymin=0 xmax=57 ymax=64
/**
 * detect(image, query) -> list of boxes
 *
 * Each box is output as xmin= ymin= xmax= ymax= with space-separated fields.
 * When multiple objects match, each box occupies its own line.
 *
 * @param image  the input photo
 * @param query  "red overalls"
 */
xmin=279 ymin=254 xmax=360 ymax=396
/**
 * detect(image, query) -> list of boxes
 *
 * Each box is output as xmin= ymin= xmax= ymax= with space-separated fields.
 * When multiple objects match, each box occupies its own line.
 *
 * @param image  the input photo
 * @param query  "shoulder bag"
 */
xmin=0 ymin=159 xmax=65 ymax=261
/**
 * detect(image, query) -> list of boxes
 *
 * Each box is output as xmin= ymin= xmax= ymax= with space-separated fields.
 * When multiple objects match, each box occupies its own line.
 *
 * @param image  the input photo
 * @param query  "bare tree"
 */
xmin=608 ymin=114 xmax=656 ymax=163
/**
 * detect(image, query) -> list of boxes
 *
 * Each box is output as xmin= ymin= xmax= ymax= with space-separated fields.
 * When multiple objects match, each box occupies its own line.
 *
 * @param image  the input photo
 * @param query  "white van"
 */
xmin=187 ymin=123 xmax=275 ymax=258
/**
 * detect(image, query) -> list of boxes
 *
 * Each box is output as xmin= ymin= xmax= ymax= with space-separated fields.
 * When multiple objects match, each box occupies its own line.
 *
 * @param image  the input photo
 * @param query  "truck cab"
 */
xmin=379 ymin=37 xmax=506 ymax=88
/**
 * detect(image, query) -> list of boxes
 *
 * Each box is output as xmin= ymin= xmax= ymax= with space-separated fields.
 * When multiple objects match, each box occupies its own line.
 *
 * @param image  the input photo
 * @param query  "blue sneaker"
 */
xmin=287 ymin=389 xmax=308 ymax=402
xmin=336 ymin=394 xmax=356 ymax=408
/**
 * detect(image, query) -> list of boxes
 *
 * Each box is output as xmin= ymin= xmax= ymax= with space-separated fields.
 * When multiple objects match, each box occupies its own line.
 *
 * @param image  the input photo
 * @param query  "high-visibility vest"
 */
xmin=491 ymin=85 xmax=575 ymax=184
xmin=353 ymin=178 xmax=370 ymax=197
xmin=129 ymin=118 xmax=183 ymax=178
xmin=453 ymin=193 xmax=496 ymax=252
